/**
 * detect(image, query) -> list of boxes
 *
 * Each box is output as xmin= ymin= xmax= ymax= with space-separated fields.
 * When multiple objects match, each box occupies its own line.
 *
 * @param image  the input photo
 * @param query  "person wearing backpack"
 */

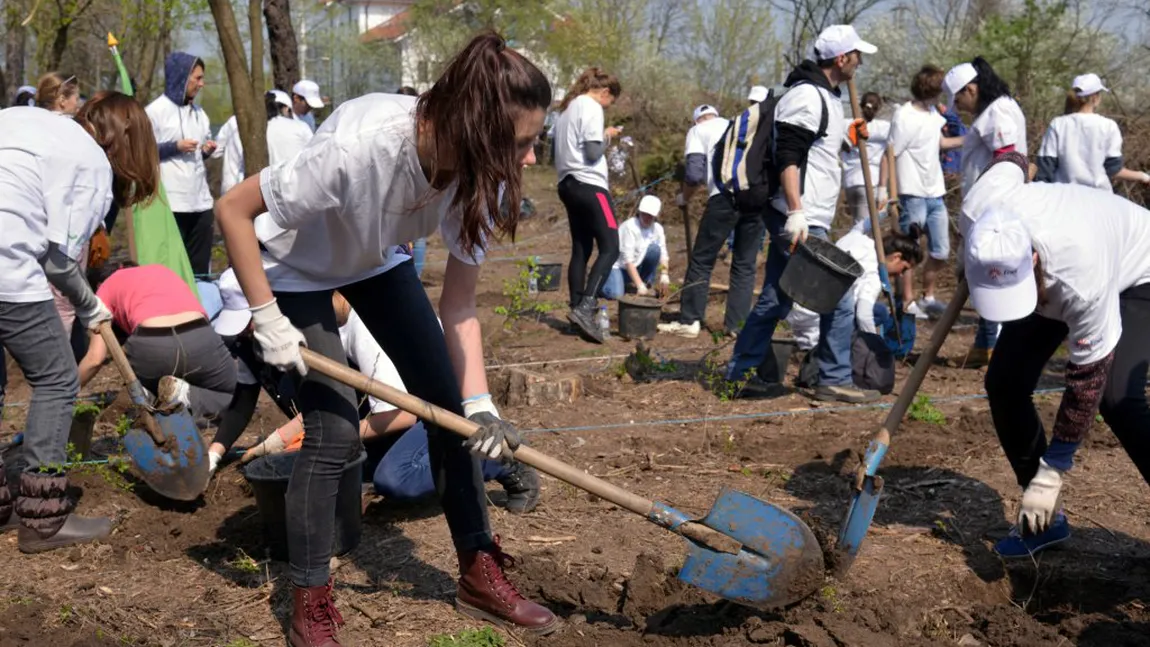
xmin=722 ymin=24 xmax=879 ymax=402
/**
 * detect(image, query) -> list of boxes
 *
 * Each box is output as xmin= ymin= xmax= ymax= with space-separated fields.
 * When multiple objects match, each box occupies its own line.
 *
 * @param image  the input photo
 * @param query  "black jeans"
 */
xmin=275 ymin=260 xmax=490 ymax=587
xmin=211 ymin=335 xmax=298 ymax=451
xmin=174 ymin=209 xmax=215 ymax=276
xmin=986 ymin=283 xmax=1150 ymax=488
xmin=679 ymin=194 xmax=765 ymax=333
xmin=559 ymin=176 xmax=620 ymax=307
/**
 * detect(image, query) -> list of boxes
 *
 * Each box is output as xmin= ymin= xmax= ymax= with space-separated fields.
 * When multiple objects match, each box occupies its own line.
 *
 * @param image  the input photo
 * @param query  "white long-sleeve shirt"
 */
xmin=613 ymin=217 xmax=669 ymax=273
xmin=836 ymin=230 xmax=881 ymax=333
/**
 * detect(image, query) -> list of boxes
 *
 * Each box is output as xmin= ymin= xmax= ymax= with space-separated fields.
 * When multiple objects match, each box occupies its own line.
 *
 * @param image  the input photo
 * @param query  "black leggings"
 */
xmin=559 ymin=176 xmax=619 ymax=306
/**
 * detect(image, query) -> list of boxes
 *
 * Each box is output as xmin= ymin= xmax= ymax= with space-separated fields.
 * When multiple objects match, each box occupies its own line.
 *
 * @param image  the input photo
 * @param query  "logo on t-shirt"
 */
xmin=1075 ymin=336 xmax=1101 ymax=351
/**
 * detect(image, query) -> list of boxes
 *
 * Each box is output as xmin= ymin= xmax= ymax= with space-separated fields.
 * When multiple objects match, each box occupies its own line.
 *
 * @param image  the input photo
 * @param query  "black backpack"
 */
xmin=712 ymin=83 xmax=829 ymax=212
xmin=794 ymin=331 xmax=895 ymax=395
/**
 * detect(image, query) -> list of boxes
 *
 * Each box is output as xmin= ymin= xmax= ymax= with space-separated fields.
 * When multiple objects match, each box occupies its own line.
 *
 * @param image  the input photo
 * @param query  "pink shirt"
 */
xmin=96 ymin=265 xmax=206 ymax=333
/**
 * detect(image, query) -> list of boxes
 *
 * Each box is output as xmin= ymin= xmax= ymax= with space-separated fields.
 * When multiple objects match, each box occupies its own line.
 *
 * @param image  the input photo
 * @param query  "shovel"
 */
xmin=300 ymin=348 xmax=825 ymax=609
xmin=98 ymin=323 xmax=210 ymax=501
xmin=833 ymin=281 xmax=968 ymax=575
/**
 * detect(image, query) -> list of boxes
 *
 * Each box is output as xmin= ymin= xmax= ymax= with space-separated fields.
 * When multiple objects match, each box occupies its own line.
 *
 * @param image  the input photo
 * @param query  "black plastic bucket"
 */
xmin=779 ymin=237 xmax=863 ymax=315
xmin=244 ymin=450 xmax=366 ymax=562
xmin=618 ymin=295 xmax=662 ymax=340
xmin=537 ymin=263 xmax=562 ymax=292
xmin=758 ymin=340 xmax=797 ymax=384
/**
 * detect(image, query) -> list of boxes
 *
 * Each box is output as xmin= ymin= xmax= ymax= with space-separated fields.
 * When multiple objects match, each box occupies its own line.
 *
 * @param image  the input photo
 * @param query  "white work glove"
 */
xmin=1019 ymin=458 xmax=1063 ymax=535
xmin=1140 ymin=171 xmax=1150 ymax=185
xmin=79 ymin=297 xmax=113 ymax=332
xmin=250 ymin=299 xmax=308 ymax=375
xmin=784 ymin=209 xmax=809 ymax=247
xmin=659 ymin=272 xmax=671 ymax=287
xmin=674 ymin=193 xmax=686 ymax=207
xmin=635 ymin=284 xmax=652 ymax=297
xmin=462 ymin=394 xmax=521 ymax=461
xmin=875 ymin=186 xmax=889 ymax=208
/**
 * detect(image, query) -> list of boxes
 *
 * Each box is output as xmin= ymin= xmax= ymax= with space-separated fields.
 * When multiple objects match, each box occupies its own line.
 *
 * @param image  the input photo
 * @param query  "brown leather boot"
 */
xmin=456 ymin=538 xmax=559 ymax=634
xmin=16 ymin=470 xmax=111 ymax=553
xmin=289 ymin=579 xmax=345 ymax=647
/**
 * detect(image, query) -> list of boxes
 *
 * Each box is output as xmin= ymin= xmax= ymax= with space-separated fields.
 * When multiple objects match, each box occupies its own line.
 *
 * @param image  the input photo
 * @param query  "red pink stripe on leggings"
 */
xmin=596 ymin=193 xmax=618 ymax=229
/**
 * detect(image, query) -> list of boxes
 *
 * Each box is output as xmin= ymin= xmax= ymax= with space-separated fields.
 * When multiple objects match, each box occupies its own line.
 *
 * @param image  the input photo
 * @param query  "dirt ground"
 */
xmin=1 ymin=167 xmax=1148 ymax=647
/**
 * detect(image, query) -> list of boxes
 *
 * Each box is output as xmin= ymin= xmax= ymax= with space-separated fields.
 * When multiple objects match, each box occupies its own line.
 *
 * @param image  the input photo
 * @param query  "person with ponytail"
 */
xmin=1035 ymin=74 xmax=1150 ymax=190
xmin=0 ymin=92 xmax=159 ymax=554
xmin=215 ymin=33 xmax=556 ymax=644
xmin=841 ymin=91 xmax=890 ymax=225
xmin=943 ymin=56 xmax=1026 ymax=367
xmin=553 ymin=67 xmax=622 ymax=343
xmin=221 ymin=90 xmax=314 ymax=195
xmin=35 ymin=72 xmax=80 ymax=115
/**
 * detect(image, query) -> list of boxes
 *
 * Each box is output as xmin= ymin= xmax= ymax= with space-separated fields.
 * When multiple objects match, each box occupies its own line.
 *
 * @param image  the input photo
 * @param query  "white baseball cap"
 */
xmin=944 ymin=63 xmax=978 ymax=110
xmin=748 ymin=85 xmax=768 ymax=103
xmin=270 ymin=89 xmax=292 ymax=108
xmin=291 ymin=80 xmax=324 ymax=109
xmin=692 ymin=104 xmax=719 ymax=121
xmin=812 ymin=25 xmax=877 ymax=60
xmin=1071 ymin=73 xmax=1109 ymax=98
xmin=964 ymin=209 xmax=1037 ymax=323
xmin=211 ymin=268 xmax=253 ymax=337
xmin=638 ymin=195 xmax=662 ymax=217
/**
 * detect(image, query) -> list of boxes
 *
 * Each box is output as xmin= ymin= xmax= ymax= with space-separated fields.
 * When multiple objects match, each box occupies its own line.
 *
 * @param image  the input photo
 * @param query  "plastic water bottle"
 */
xmin=527 ymin=273 xmax=539 ymax=296
xmin=597 ymin=306 xmax=611 ymax=339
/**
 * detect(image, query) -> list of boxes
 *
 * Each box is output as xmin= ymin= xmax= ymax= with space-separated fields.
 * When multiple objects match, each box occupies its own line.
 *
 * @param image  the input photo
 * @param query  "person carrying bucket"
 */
xmin=943 ymin=57 xmax=1027 ymax=368
xmin=725 ymin=24 xmax=880 ymax=403
xmin=215 ymin=33 xmax=557 ymax=644
xmin=0 ymin=92 xmax=159 ymax=552
xmin=1035 ymin=73 xmax=1150 ymax=190
xmin=960 ymin=152 xmax=1150 ymax=557
xmin=553 ymin=67 xmax=623 ymax=344
xmin=600 ymin=195 xmax=669 ymax=300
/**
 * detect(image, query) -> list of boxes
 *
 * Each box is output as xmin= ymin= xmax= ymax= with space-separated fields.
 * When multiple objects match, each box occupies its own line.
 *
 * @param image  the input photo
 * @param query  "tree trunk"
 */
xmin=5 ymin=1 xmax=27 ymax=102
xmin=208 ymin=0 xmax=268 ymax=176
xmin=264 ymin=0 xmax=299 ymax=90
xmin=50 ymin=23 xmax=70 ymax=70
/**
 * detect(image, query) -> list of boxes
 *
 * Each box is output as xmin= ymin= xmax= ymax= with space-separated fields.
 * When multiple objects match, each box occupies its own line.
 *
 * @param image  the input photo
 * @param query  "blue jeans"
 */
xmin=816 ymin=289 xmax=855 ymax=386
xmin=727 ymin=208 xmax=829 ymax=379
xmin=600 ymin=243 xmax=660 ymax=300
xmin=976 ymin=318 xmax=999 ymax=350
xmin=411 ymin=238 xmax=427 ymax=278
xmin=369 ymin=422 xmax=507 ymax=500
xmin=898 ymin=195 xmax=949 ymax=260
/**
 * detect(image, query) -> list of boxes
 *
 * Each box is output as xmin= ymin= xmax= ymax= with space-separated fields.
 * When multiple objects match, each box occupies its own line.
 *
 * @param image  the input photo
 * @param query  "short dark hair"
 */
xmin=911 ymin=65 xmax=944 ymax=101
xmin=395 ymin=86 xmax=419 ymax=96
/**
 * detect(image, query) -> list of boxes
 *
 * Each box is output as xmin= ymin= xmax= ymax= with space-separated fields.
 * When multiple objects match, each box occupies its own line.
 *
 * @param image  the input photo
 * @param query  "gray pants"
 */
xmin=0 ymin=300 xmax=79 ymax=469
xmin=124 ymin=321 xmax=237 ymax=420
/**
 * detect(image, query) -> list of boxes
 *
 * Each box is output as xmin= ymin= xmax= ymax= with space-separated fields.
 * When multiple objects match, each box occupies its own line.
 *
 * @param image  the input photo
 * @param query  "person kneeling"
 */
xmin=600 ymin=195 xmax=669 ymax=300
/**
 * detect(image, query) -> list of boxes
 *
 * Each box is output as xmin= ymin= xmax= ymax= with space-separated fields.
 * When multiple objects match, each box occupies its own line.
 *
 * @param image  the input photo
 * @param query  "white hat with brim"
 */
xmin=292 ymin=80 xmax=324 ymax=109
xmin=270 ymin=89 xmax=292 ymax=108
xmin=812 ymin=25 xmax=877 ymax=60
xmin=748 ymin=86 xmax=768 ymax=103
xmin=638 ymin=195 xmax=662 ymax=217
xmin=211 ymin=268 xmax=253 ymax=337
xmin=692 ymin=104 xmax=719 ymax=121
xmin=964 ymin=208 xmax=1037 ymax=324
xmin=1072 ymin=73 xmax=1109 ymax=98
xmin=944 ymin=63 xmax=978 ymax=111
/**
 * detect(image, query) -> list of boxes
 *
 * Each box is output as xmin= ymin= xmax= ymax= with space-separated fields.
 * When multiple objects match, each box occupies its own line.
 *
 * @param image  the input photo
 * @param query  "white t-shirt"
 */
xmin=889 ymin=103 xmax=946 ymax=198
xmin=613 ymin=217 xmax=669 ymax=271
xmin=961 ymin=96 xmax=1027 ymax=196
xmin=553 ymin=94 xmax=609 ymax=190
xmin=684 ymin=116 xmax=730 ymax=197
xmin=770 ymin=83 xmax=847 ymax=230
xmin=222 ymin=116 xmax=315 ymax=195
xmin=145 ymin=94 xmax=214 ymax=212
xmin=212 ymin=115 xmax=237 ymax=161
xmin=1037 ymin=113 xmax=1122 ymax=191
xmin=836 ymin=230 xmax=881 ymax=331
xmin=257 ymin=93 xmax=485 ymax=292
xmin=963 ymin=162 xmax=1150 ymax=364
xmin=841 ymin=118 xmax=889 ymax=190
xmin=339 ymin=309 xmax=407 ymax=414
xmin=0 ymin=107 xmax=113 ymax=302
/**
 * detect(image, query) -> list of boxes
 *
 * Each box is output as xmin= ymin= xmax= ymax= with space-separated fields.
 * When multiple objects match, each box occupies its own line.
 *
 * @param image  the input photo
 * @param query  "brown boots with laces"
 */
xmin=289 ymin=579 xmax=345 ymax=647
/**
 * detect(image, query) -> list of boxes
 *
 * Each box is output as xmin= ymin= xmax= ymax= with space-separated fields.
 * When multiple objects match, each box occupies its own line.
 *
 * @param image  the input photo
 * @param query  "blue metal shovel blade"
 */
xmin=675 ymin=489 xmax=825 ymax=609
xmin=122 ymin=405 xmax=209 ymax=502
xmin=833 ymin=436 xmax=889 ymax=576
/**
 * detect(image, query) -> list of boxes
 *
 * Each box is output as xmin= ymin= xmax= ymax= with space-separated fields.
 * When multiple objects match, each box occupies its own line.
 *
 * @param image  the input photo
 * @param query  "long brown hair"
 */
xmin=416 ymin=32 xmax=552 ymax=257
xmin=1063 ymin=90 xmax=1091 ymax=115
xmin=75 ymin=92 xmax=160 ymax=207
xmin=35 ymin=72 xmax=78 ymax=111
xmin=558 ymin=67 xmax=620 ymax=111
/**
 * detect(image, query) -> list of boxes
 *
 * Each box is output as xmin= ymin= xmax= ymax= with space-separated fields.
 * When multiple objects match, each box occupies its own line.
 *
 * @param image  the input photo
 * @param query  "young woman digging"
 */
xmin=215 ymin=33 xmax=557 ymax=645
xmin=0 ymin=92 xmax=159 ymax=552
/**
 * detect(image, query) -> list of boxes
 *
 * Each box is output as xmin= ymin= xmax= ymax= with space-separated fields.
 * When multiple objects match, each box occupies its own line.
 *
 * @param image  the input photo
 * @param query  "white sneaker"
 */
xmin=656 ymin=321 xmax=700 ymax=338
xmin=921 ymin=297 xmax=948 ymax=320
xmin=905 ymin=301 xmax=929 ymax=320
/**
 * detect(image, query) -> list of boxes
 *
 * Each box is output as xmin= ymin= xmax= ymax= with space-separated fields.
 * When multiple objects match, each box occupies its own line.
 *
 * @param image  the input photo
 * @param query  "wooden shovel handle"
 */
xmin=300 ymin=348 xmax=741 ymax=553
xmin=847 ymin=78 xmax=886 ymax=264
xmin=98 ymin=323 xmax=166 ymax=445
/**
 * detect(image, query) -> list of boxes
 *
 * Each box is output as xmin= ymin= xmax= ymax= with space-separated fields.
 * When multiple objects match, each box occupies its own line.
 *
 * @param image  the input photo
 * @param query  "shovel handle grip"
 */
xmin=97 ymin=323 xmax=166 ymax=445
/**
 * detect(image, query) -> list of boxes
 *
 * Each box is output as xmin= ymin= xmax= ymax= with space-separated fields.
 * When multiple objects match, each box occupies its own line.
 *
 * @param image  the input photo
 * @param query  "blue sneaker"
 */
xmin=993 ymin=512 xmax=1071 ymax=559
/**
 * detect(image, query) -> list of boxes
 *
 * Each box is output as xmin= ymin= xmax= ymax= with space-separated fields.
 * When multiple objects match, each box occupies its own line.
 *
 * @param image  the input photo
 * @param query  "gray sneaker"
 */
xmin=813 ymin=384 xmax=881 ymax=404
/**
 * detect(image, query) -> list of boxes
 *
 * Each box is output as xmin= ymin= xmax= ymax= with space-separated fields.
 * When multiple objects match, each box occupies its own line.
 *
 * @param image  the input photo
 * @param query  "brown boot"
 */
xmin=289 ymin=579 xmax=344 ymax=647
xmin=16 ymin=470 xmax=112 ymax=554
xmin=456 ymin=538 xmax=559 ymax=634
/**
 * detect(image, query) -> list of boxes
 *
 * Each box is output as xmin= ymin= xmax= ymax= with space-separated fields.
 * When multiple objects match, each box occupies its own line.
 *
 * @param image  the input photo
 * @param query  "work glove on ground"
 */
xmin=1019 ymin=458 xmax=1063 ymax=535
xmin=784 ymin=210 xmax=809 ymax=248
xmin=79 ymin=297 xmax=113 ymax=332
xmin=463 ymin=395 xmax=521 ymax=462
xmin=250 ymin=299 xmax=308 ymax=376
